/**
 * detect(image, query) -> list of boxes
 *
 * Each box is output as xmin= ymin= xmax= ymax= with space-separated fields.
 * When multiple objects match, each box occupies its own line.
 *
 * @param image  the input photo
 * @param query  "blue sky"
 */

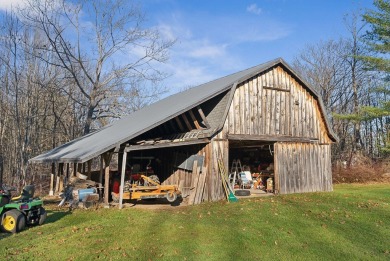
xmin=141 ymin=0 xmax=374 ymax=94
xmin=0 ymin=0 xmax=375 ymax=95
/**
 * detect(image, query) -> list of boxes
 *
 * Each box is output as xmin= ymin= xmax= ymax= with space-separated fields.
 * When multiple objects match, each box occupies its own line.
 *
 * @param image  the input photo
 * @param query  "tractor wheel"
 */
xmin=166 ymin=191 xmax=177 ymax=203
xmin=1 ymin=209 xmax=26 ymax=233
xmin=38 ymin=207 xmax=47 ymax=226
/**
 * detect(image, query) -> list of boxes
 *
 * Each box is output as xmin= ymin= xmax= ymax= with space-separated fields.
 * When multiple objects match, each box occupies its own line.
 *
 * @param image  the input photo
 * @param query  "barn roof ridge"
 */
xmin=29 ymin=58 xmax=336 ymax=164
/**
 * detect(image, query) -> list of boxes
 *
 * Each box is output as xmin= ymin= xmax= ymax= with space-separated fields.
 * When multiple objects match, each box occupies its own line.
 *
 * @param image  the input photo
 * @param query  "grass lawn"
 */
xmin=1 ymin=183 xmax=389 ymax=260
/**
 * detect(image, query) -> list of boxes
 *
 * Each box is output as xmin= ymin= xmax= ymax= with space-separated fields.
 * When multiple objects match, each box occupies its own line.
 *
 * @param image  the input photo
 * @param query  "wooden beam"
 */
xmin=181 ymin=113 xmax=193 ymax=131
xmin=49 ymin=163 xmax=55 ymax=196
xmin=99 ymin=156 xmax=103 ymax=187
xmin=66 ymin=163 xmax=70 ymax=186
xmin=103 ymin=152 xmax=113 ymax=206
xmin=119 ymin=151 xmax=127 ymax=209
xmin=228 ymin=134 xmax=318 ymax=143
xmin=125 ymin=138 xmax=210 ymax=152
xmin=263 ymin=86 xmax=290 ymax=92
xmin=73 ymin=163 xmax=77 ymax=176
xmin=197 ymin=106 xmax=210 ymax=128
xmin=58 ymin=163 xmax=64 ymax=193
xmin=188 ymin=110 xmax=201 ymax=129
xmin=174 ymin=117 xmax=185 ymax=132
xmin=87 ymin=160 xmax=92 ymax=179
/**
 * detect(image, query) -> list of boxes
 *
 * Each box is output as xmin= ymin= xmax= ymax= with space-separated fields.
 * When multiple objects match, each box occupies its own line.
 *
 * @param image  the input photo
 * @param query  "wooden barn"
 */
xmin=30 ymin=58 xmax=337 ymax=205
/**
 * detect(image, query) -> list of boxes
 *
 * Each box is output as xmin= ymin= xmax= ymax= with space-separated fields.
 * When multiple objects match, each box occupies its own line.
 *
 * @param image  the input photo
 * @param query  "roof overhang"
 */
xmin=124 ymin=138 xmax=210 ymax=152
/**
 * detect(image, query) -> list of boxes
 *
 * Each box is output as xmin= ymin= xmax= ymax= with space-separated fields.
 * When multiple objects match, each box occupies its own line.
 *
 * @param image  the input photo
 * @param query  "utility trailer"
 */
xmin=111 ymin=175 xmax=181 ymax=203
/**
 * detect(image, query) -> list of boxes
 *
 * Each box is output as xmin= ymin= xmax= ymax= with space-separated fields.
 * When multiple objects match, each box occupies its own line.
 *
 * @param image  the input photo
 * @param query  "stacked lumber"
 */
xmin=188 ymin=160 xmax=208 ymax=205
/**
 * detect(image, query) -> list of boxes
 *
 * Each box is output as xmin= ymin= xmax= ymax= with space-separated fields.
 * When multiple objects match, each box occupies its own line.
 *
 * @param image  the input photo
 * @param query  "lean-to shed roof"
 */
xmin=29 ymin=58 xmax=337 ymax=163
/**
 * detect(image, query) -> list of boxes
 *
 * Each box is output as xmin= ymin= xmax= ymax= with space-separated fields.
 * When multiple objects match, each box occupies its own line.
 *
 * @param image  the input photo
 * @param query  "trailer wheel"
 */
xmin=1 ymin=209 xmax=26 ymax=233
xmin=166 ymin=191 xmax=177 ymax=203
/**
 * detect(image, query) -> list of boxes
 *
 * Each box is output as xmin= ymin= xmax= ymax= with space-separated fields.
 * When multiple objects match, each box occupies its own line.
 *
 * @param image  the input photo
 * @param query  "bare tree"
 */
xmin=292 ymin=16 xmax=377 ymax=162
xmin=21 ymin=0 xmax=175 ymax=134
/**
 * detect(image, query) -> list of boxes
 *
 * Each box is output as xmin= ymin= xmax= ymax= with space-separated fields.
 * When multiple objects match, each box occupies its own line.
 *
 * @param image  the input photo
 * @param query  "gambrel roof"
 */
xmin=29 ymin=58 xmax=337 ymax=163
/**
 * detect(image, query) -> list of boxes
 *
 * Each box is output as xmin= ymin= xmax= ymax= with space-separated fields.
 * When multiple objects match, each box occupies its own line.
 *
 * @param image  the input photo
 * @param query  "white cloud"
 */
xmin=247 ymin=4 xmax=262 ymax=15
xmin=188 ymin=41 xmax=227 ymax=59
xmin=0 ymin=0 xmax=29 ymax=11
xmin=132 ymin=6 xmax=292 ymax=95
xmin=162 ymin=61 xmax=215 ymax=90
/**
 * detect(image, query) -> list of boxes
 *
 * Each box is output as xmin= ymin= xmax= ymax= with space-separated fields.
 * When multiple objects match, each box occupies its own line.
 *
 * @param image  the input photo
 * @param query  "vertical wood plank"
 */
xmin=274 ymin=143 xmax=279 ymax=193
xmin=245 ymin=80 xmax=251 ymax=134
xmin=261 ymin=73 xmax=267 ymax=134
xmin=256 ymin=75 xmax=262 ymax=135
xmin=275 ymin=89 xmax=281 ymax=135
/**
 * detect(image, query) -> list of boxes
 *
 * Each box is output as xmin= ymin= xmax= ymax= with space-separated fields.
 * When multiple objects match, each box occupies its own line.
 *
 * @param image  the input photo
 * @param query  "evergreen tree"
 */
xmin=362 ymin=0 xmax=390 ymax=154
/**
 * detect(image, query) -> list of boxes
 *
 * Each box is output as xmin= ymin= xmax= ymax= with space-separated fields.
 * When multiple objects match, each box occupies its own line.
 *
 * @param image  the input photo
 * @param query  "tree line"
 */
xmin=0 ymin=0 xmax=174 ymax=186
xmin=0 ymin=0 xmax=388 ymax=187
xmin=293 ymin=0 xmax=390 ymax=166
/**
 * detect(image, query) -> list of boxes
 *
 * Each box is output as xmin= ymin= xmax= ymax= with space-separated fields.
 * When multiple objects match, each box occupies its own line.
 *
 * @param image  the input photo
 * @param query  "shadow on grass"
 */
xmin=117 ymin=197 xmax=184 ymax=208
xmin=0 ymin=208 xmax=71 ymax=240
xmin=44 ymin=209 xmax=72 ymax=225
xmin=134 ymin=197 xmax=184 ymax=206
xmin=0 ymin=231 xmax=12 ymax=240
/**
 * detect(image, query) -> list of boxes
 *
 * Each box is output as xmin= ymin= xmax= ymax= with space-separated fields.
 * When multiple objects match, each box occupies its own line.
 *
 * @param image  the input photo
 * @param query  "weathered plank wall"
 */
xmin=274 ymin=142 xmax=332 ymax=194
xmin=218 ymin=65 xmax=333 ymax=194
xmin=223 ymin=66 xmax=332 ymax=144
xmin=159 ymin=143 xmax=225 ymax=203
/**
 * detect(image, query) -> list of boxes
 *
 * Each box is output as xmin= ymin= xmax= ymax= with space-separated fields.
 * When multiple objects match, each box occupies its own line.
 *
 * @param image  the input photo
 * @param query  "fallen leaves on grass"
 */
xmin=71 ymin=226 xmax=79 ymax=233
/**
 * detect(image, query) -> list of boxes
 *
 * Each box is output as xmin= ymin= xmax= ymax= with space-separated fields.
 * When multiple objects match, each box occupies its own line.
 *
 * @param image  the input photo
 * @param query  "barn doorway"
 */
xmin=228 ymin=140 xmax=276 ymax=195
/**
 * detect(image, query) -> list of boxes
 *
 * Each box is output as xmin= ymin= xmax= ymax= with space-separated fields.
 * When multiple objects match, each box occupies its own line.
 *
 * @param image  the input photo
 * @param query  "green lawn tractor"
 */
xmin=0 ymin=184 xmax=47 ymax=233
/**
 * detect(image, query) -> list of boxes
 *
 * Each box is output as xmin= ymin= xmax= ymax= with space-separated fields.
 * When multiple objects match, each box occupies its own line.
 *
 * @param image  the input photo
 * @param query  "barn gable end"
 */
xmin=221 ymin=65 xmax=333 ymax=144
xmin=214 ymin=64 xmax=334 ymax=194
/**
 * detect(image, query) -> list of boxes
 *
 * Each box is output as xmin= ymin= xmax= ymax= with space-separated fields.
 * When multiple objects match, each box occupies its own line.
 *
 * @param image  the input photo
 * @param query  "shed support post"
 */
xmin=119 ymin=151 xmax=127 ymax=209
xmin=55 ymin=163 xmax=60 ymax=193
xmin=99 ymin=156 xmax=103 ymax=185
xmin=49 ymin=163 xmax=55 ymax=196
xmin=73 ymin=163 xmax=77 ymax=176
xmin=65 ymin=163 xmax=70 ymax=186
xmin=59 ymin=163 xmax=64 ymax=193
xmin=87 ymin=160 xmax=92 ymax=179
xmin=103 ymin=152 xmax=113 ymax=207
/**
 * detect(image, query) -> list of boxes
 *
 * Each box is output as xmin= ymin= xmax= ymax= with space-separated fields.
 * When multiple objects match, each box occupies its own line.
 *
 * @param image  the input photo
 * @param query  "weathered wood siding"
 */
xmin=274 ymin=142 xmax=332 ymax=194
xmin=217 ymin=65 xmax=334 ymax=194
xmin=223 ymin=66 xmax=332 ymax=144
xmin=160 ymin=143 xmax=225 ymax=203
